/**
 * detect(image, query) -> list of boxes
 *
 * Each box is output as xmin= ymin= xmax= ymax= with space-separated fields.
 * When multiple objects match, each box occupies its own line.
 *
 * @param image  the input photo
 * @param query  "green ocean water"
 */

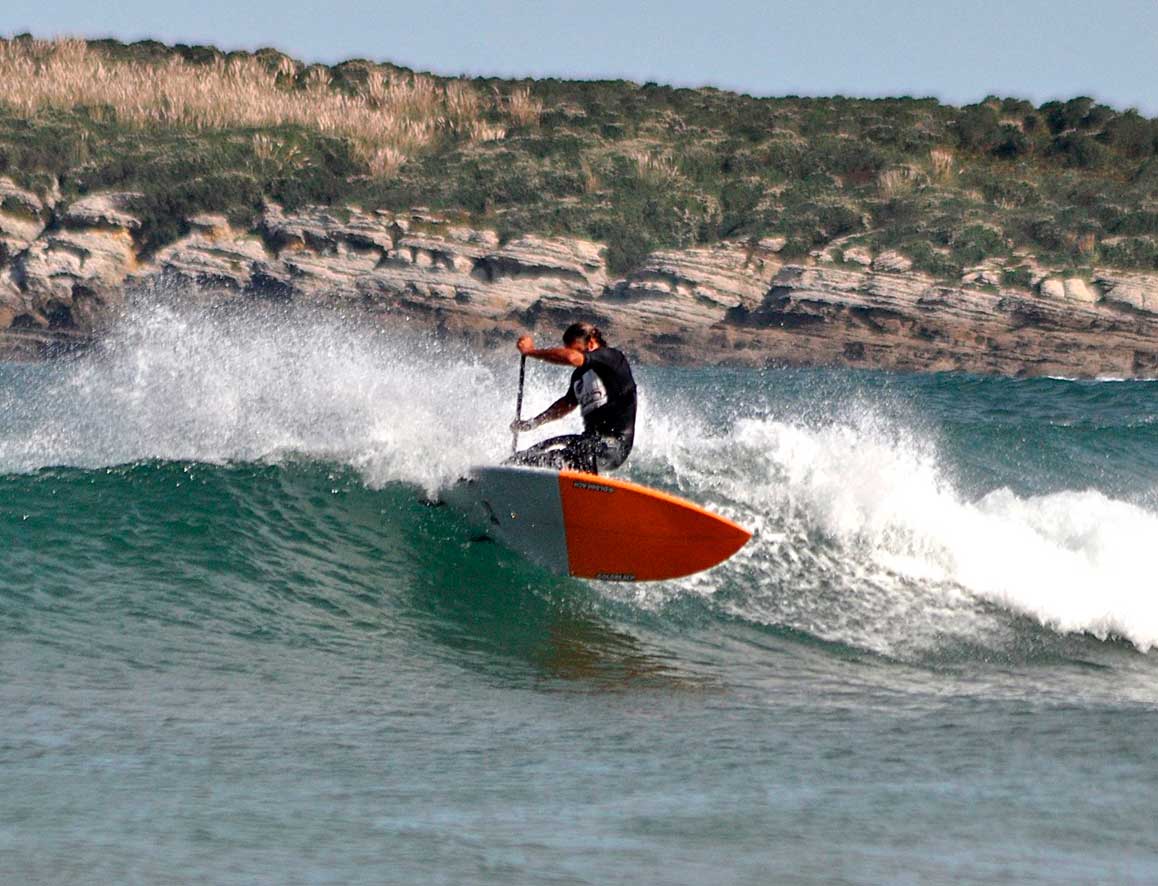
xmin=2 ymin=300 xmax=1158 ymax=884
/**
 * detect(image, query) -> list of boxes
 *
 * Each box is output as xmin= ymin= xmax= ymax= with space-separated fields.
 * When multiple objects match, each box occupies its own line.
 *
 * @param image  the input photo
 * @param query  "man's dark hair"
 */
xmin=562 ymin=322 xmax=606 ymax=347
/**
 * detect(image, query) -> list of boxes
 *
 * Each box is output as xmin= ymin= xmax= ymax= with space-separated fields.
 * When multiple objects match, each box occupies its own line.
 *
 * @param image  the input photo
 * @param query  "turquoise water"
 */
xmin=3 ymin=301 xmax=1158 ymax=884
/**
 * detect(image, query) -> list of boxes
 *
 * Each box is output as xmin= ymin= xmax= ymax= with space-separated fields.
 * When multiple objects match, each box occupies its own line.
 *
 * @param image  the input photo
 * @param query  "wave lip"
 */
xmin=958 ymin=488 xmax=1158 ymax=648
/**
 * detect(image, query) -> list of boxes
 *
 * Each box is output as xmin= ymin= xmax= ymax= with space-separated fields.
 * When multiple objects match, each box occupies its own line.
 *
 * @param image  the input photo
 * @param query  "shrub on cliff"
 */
xmin=1002 ymin=266 xmax=1034 ymax=288
xmin=955 ymin=105 xmax=1002 ymax=152
xmin=1050 ymin=133 xmax=1110 ymax=169
xmin=907 ymin=241 xmax=961 ymax=279
xmin=1101 ymin=237 xmax=1158 ymax=269
xmin=1099 ymin=110 xmax=1157 ymax=158
xmin=951 ymin=225 xmax=1009 ymax=265
xmin=991 ymin=125 xmax=1032 ymax=159
xmin=1041 ymin=98 xmax=1098 ymax=134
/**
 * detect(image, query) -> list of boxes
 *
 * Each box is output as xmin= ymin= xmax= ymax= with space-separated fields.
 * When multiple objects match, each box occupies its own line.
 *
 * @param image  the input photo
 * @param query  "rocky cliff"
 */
xmin=2 ymin=180 xmax=1156 ymax=377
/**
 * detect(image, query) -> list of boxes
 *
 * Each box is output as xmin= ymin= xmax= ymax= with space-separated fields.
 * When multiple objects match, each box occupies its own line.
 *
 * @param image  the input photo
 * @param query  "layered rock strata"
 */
xmin=1 ymin=182 xmax=1156 ymax=377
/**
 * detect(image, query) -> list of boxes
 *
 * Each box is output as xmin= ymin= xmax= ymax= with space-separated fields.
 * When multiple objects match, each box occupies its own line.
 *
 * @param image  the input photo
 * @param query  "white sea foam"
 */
xmin=641 ymin=409 xmax=1158 ymax=653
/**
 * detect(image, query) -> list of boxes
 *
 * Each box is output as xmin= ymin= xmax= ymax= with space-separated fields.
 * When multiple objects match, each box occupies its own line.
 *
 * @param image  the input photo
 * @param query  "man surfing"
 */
xmin=509 ymin=322 xmax=637 ymax=474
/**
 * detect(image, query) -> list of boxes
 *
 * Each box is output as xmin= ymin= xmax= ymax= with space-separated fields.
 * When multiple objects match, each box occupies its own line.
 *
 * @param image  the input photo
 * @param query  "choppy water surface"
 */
xmin=3 ymin=300 xmax=1157 ymax=884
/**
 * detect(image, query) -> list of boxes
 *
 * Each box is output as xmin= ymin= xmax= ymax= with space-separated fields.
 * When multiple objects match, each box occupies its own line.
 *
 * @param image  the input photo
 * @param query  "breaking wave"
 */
xmin=3 ymin=295 xmax=1156 ymax=656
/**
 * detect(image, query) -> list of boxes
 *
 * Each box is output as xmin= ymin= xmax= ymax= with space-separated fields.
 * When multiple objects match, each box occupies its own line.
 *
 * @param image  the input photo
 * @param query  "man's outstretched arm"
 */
xmin=517 ymin=335 xmax=585 ymax=367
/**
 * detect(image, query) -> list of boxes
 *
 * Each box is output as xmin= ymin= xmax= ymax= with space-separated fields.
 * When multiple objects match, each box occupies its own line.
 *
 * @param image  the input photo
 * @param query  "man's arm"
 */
xmin=512 ymin=392 xmax=577 ymax=432
xmin=517 ymin=335 xmax=585 ymax=367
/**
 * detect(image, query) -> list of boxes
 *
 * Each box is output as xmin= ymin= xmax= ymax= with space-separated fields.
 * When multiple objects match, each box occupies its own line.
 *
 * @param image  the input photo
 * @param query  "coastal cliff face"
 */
xmin=2 ymin=181 xmax=1157 ymax=377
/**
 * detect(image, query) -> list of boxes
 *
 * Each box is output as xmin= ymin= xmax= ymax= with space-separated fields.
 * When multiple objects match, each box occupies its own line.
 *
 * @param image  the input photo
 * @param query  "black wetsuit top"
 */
xmin=568 ymin=347 xmax=637 ymax=441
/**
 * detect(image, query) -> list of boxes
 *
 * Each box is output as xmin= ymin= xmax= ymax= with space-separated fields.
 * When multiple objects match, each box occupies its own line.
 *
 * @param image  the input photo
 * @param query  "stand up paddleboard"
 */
xmin=443 ymin=465 xmax=751 ymax=581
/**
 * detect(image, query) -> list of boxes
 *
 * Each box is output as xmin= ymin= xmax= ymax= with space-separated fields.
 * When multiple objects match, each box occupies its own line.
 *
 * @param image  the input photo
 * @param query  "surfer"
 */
xmin=508 ymin=322 xmax=637 ymax=474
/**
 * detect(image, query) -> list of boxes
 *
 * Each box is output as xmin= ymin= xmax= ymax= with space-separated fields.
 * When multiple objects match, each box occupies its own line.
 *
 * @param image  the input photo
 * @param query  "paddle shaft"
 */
xmin=511 ymin=354 xmax=527 ymax=454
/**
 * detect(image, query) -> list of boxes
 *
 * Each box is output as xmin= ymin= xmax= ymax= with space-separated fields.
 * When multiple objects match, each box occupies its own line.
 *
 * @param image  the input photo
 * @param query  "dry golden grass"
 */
xmin=505 ymin=86 xmax=542 ymax=128
xmin=365 ymin=145 xmax=408 ymax=177
xmin=251 ymin=133 xmax=308 ymax=176
xmin=579 ymin=157 xmax=601 ymax=194
xmin=929 ymin=148 xmax=955 ymax=182
xmin=0 ymin=38 xmax=528 ymax=175
xmin=877 ymin=168 xmax=909 ymax=197
xmin=630 ymin=149 xmax=680 ymax=184
xmin=877 ymin=165 xmax=927 ymax=197
xmin=468 ymin=121 xmax=509 ymax=143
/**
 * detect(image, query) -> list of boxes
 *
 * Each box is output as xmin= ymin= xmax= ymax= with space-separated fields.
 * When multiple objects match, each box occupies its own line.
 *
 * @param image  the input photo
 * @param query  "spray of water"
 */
xmin=0 ymin=298 xmax=527 ymax=494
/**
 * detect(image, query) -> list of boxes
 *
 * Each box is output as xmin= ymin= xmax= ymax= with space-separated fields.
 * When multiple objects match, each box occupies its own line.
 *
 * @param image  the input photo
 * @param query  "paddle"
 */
xmin=511 ymin=354 xmax=527 ymax=455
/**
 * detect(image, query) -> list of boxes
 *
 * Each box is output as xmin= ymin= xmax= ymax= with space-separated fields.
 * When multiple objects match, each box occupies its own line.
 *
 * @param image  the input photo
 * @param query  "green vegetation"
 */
xmin=1 ymin=36 xmax=1156 ymax=277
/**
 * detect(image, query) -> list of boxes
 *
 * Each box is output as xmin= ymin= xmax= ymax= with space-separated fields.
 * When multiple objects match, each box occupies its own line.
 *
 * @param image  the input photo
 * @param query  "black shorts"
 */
xmin=509 ymin=432 xmax=631 ymax=475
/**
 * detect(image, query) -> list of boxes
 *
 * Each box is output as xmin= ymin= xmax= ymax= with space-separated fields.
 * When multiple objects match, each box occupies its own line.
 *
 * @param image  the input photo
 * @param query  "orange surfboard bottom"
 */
xmin=557 ymin=470 xmax=751 ymax=581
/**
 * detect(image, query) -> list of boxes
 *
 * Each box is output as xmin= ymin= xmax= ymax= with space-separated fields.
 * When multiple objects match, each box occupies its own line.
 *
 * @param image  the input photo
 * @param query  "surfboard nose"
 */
xmin=558 ymin=470 xmax=752 ymax=581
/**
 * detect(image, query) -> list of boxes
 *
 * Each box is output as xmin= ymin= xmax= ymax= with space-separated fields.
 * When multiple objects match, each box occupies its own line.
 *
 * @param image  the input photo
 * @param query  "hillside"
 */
xmin=1 ymin=36 xmax=1154 ymax=275
xmin=0 ymin=36 xmax=1156 ymax=375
